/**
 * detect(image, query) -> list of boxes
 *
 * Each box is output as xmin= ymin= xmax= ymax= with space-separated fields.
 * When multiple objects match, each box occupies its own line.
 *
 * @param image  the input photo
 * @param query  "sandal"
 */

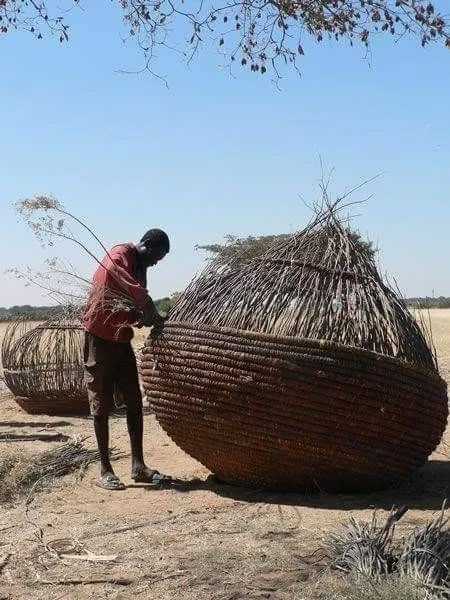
xmin=132 ymin=469 xmax=172 ymax=484
xmin=96 ymin=474 xmax=126 ymax=491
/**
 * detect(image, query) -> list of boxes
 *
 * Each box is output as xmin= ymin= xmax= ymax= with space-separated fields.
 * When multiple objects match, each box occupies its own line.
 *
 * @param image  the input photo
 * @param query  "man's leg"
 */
xmin=84 ymin=333 xmax=125 ymax=490
xmin=126 ymin=404 xmax=148 ymax=477
xmin=128 ymin=407 xmax=162 ymax=482
xmin=120 ymin=346 xmax=163 ymax=482
xmin=94 ymin=414 xmax=114 ymax=477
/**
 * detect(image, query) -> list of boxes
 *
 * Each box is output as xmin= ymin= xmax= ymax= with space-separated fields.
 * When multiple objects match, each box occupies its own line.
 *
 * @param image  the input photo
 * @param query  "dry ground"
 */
xmin=0 ymin=310 xmax=449 ymax=600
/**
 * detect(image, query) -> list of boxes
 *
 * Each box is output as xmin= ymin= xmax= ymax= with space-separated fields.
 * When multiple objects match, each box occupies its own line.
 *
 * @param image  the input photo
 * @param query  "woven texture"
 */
xmin=12 ymin=393 xmax=89 ymax=416
xmin=143 ymin=209 xmax=449 ymax=491
xmin=2 ymin=318 xmax=89 ymax=416
xmin=142 ymin=323 xmax=448 ymax=491
xmin=171 ymin=211 xmax=436 ymax=369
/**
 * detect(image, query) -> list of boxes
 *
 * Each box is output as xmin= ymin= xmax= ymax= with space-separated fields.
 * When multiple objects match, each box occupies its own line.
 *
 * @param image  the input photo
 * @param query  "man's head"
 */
xmin=137 ymin=229 xmax=170 ymax=267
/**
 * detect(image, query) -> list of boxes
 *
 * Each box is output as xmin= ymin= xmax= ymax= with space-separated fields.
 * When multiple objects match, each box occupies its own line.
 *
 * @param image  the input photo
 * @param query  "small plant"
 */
xmin=327 ymin=507 xmax=408 ymax=577
xmin=398 ymin=505 xmax=450 ymax=597
xmin=326 ymin=506 xmax=450 ymax=599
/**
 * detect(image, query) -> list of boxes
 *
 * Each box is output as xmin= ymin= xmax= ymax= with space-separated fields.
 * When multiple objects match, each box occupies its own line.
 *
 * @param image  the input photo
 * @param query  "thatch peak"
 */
xmin=171 ymin=206 xmax=436 ymax=370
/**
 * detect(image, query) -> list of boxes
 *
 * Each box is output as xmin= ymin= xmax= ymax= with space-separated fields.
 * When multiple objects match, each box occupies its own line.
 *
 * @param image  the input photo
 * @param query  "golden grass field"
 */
xmin=425 ymin=308 xmax=450 ymax=380
xmin=0 ymin=310 xmax=449 ymax=599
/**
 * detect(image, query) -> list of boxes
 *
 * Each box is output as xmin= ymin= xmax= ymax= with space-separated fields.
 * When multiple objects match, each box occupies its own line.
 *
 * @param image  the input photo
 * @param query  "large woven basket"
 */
xmin=142 ymin=322 xmax=448 ymax=492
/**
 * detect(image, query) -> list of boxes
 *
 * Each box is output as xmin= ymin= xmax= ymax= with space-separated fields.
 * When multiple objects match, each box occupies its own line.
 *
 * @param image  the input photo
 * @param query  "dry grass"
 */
xmin=298 ymin=573 xmax=423 ymax=600
xmin=325 ymin=508 xmax=450 ymax=598
xmin=0 ymin=446 xmax=32 ymax=504
xmin=421 ymin=309 xmax=450 ymax=381
xmin=175 ymin=540 xmax=425 ymax=600
xmin=2 ymin=308 xmax=447 ymax=371
xmin=172 ymin=209 xmax=437 ymax=369
xmin=0 ymin=438 xmax=113 ymax=506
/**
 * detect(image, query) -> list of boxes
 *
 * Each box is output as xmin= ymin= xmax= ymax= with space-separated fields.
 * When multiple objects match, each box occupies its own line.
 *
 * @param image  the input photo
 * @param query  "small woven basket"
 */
xmin=2 ymin=318 xmax=89 ymax=416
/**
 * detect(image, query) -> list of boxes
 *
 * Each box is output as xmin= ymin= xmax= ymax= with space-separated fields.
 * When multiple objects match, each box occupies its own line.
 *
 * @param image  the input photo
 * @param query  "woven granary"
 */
xmin=142 ymin=207 xmax=449 ymax=492
xmin=1 ymin=316 xmax=89 ymax=415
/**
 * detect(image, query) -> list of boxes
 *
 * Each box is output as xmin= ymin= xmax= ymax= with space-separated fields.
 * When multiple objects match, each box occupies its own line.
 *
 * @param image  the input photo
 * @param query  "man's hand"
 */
xmin=150 ymin=314 xmax=166 ymax=338
xmin=139 ymin=299 xmax=162 ymax=327
xmin=136 ymin=299 xmax=167 ymax=337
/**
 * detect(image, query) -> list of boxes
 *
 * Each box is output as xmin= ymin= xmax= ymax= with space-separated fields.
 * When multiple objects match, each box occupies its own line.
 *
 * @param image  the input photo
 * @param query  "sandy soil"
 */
xmin=0 ymin=311 xmax=449 ymax=599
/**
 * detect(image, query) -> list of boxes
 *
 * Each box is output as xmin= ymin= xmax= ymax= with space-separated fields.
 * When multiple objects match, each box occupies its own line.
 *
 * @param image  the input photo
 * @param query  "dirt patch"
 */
xmin=0 ymin=311 xmax=448 ymax=599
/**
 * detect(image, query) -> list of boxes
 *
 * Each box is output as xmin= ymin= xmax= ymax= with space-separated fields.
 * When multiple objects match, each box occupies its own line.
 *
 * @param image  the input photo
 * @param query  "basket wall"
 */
xmin=14 ymin=393 xmax=89 ymax=416
xmin=142 ymin=322 xmax=448 ymax=492
xmin=2 ymin=321 xmax=89 ymax=416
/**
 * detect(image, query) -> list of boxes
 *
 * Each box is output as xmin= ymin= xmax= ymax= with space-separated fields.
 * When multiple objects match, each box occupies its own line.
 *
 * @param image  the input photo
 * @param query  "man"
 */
xmin=83 ymin=229 xmax=170 ymax=490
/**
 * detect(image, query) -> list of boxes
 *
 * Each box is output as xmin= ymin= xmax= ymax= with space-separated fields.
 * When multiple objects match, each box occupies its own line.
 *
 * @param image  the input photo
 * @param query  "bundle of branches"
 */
xmin=0 ymin=437 xmax=121 ymax=505
xmin=13 ymin=197 xmax=152 ymax=333
xmin=1 ymin=0 xmax=449 ymax=79
xmin=1 ymin=312 xmax=88 ymax=413
xmin=171 ymin=202 xmax=436 ymax=369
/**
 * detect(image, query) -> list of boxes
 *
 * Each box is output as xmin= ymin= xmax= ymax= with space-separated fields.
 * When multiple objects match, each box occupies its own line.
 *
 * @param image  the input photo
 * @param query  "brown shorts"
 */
xmin=83 ymin=332 xmax=142 ymax=417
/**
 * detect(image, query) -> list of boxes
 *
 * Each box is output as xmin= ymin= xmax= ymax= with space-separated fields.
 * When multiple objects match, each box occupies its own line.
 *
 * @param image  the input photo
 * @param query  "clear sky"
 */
xmin=0 ymin=2 xmax=449 ymax=306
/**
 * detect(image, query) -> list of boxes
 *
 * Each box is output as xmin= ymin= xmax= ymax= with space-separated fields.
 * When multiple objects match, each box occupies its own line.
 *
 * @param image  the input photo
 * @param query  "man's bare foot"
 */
xmin=96 ymin=472 xmax=126 ymax=491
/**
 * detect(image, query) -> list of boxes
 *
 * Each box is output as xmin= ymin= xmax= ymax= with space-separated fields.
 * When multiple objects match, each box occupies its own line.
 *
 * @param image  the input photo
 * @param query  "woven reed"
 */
xmin=141 ymin=207 xmax=448 ymax=491
xmin=12 ymin=393 xmax=89 ymax=416
xmin=142 ymin=323 xmax=448 ymax=491
xmin=171 ymin=211 xmax=436 ymax=369
xmin=1 ymin=317 xmax=89 ymax=416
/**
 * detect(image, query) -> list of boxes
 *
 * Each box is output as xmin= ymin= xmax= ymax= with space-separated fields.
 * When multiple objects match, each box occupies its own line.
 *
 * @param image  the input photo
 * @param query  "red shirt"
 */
xmin=83 ymin=243 xmax=150 ymax=343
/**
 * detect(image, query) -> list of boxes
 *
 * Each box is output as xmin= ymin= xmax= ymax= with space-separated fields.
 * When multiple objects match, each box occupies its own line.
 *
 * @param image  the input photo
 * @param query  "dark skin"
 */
xmin=95 ymin=240 xmax=169 ymax=490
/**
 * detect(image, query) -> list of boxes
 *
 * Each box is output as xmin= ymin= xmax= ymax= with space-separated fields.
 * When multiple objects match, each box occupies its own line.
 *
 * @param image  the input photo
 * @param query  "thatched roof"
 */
xmin=171 ymin=207 xmax=436 ymax=370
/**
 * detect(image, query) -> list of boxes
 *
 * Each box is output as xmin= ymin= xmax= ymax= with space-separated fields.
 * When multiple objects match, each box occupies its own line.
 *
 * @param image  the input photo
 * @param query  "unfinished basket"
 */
xmin=142 ymin=207 xmax=448 ymax=492
xmin=2 ymin=317 xmax=89 ymax=415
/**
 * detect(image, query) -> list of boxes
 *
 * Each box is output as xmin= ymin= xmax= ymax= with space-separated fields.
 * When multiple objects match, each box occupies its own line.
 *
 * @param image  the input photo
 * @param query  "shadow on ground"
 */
xmin=0 ymin=420 xmax=72 ymax=428
xmin=144 ymin=460 xmax=450 ymax=512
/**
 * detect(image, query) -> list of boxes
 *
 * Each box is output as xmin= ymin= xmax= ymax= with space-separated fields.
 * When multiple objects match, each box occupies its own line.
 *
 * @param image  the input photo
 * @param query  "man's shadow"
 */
xmin=138 ymin=460 xmax=450 ymax=512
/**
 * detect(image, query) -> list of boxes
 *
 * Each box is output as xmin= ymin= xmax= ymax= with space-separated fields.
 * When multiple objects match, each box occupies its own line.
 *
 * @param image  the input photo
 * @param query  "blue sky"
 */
xmin=0 ymin=2 xmax=449 ymax=306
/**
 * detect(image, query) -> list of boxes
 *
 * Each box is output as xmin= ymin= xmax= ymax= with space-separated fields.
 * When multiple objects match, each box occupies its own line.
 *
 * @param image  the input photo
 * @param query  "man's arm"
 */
xmin=106 ymin=246 xmax=151 ymax=308
xmin=106 ymin=245 xmax=165 ymax=327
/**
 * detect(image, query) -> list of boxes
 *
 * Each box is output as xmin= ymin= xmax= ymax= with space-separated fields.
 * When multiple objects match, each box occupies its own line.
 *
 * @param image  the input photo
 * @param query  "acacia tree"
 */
xmin=1 ymin=0 xmax=449 ymax=76
xmin=198 ymin=231 xmax=377 ymax=264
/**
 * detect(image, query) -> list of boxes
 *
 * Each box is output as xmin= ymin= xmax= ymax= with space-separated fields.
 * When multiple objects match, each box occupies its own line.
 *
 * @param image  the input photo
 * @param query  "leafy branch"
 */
xmin=1 ymin=0 xmax=449 ymax=77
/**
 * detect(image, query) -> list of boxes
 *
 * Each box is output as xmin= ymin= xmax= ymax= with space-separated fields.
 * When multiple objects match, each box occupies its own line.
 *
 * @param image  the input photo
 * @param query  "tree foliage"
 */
xmin=155 ymin=292 xmax=182 ymax=315
xmin=198 ymin=234 xmax=292 ymax=262
xmin=198 ymin=231 xmax=377 ymax=264
xmin=0 ymin=304 xmax=65 ymax=321
xmin=1 ymin=0 xmax=449 ymax=77
xmin=0 ymin=296 xmax=180 ymax=320
xmin=406 ymin=296 xmax=450 ymax=309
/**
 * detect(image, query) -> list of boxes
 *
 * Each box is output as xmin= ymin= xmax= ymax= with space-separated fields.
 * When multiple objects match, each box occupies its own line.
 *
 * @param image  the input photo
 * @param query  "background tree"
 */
xmin=197 ymin=234 xmax=292 ymax=263
xmin=198 ymin=231 xmax=377 ymax=264
xmin=0 ymin=0 xmax=449 ymax=77
xmin=154 ymin=293 xmax=182 ymax=315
